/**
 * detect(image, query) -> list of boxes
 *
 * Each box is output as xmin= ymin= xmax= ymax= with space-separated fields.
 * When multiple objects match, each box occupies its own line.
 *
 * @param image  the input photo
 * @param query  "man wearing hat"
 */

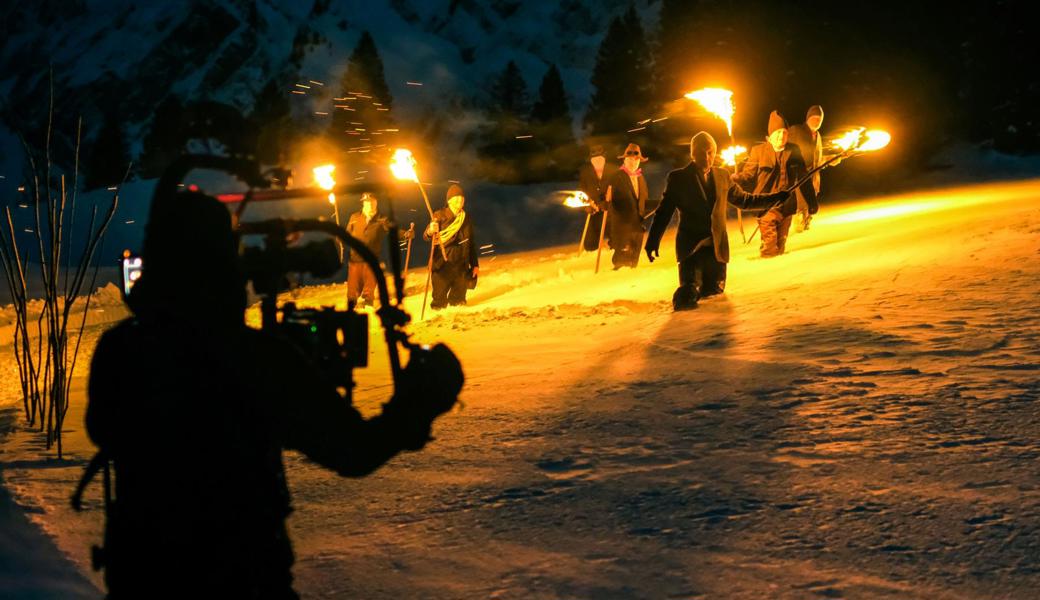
xmin=346 ymin=192 xmax=412 ymax=308
xmin=424 ymin=183 xmax=478 ymax=309
xmin=605 ymin=143 xmax=650 ymax=269
xmin=646 ymin=132 xmax=790 ymax=310
xmin=788 ymin=105 xmax=826 ymax=231
xmin=578 ymin=144 xmax=617 ymax=251
xmin=734 ymin=110 xmax=817 ymax=257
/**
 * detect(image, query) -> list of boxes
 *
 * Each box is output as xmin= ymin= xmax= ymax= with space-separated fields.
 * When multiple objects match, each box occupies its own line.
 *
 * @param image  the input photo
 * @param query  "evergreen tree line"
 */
xmin=86 ymin=1 xmax=1037 ymax=189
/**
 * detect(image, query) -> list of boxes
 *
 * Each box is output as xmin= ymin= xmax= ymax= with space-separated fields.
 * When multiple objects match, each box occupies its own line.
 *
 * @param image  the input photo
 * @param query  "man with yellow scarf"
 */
xmin=424 ymin=183 xmax=479 ymax=309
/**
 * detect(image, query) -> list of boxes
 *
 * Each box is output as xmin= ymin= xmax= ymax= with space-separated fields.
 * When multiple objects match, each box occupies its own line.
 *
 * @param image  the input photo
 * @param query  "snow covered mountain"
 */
xmin=0 ymin=0 xmax=660 ymax=175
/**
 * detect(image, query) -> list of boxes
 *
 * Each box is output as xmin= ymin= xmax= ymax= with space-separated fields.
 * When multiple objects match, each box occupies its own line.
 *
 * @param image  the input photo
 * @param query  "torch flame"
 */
xmin=720 ymin=145 xmax=748 ymax=167
xmin=390 ymin=148 xmax=419 ymax=182
xmin=684 ymin=88 xmax=735 ymax=136
xmin=831 ymin=128 xmax=866 ymax=152
xmin=313 ymin=164 xmax=336 ymax=204
xmin=858 ymin=129 xmax=891 ymax=152
xmin=562 ymin=191 xmax=591 ymax=208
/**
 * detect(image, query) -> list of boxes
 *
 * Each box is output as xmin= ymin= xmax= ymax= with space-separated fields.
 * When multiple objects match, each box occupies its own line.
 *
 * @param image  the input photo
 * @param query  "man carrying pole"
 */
xmin=423 ymin=184 xmax=478 ymax=311
xmin=578 ymin=144 xmax=615 ymax=254
xmin=345 ymin=193 xmax=412 ymax=309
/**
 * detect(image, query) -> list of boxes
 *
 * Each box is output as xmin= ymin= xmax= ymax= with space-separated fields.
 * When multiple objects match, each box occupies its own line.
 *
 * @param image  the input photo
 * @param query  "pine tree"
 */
xmin=530 ymin=64 xmax=578 ymax=179
xmin=251 ymin=78 xmax=294 ymax=165
xmin=83 ymin=110 xmax=131 ymax=190
xmin=329 ymin=31 xmax=394 ymax=154
xmin=138 ymin=96 xmax=185 ymax=178
xmin=654 ymin=0 xmax=704 ymax=100
xmin=584 ymin=5 xmax=654 ymax=139
xmin=476 ymin=61 xmax=535 ymax=182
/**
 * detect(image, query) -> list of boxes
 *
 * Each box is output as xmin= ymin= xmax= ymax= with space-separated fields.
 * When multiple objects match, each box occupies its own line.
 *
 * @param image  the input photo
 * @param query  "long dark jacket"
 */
xmin=607 ymin=167 xmax=649 ymax=225
xmin=346 ymin=211 xmax=391 ymax=263
xmin=86 ymin=305 xmax=437 ymax=596
xmin=424 ymin=207 xmax=478 ymax=271
xmin=788 ymin=123 xmax=823 ymax=194
xmin=646 ymin=164 xmax=784 ymax=263
xmin=578 ymin=163 xmax=616 ymax=209
xmin=734 ymin=142 xmax=818 ymax=217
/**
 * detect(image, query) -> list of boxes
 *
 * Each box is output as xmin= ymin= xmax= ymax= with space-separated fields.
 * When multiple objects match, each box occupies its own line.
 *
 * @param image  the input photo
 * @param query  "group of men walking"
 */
xmin=345 ymin=184 xmax=478 ymax=311
xmin=580 ymin=106 xmax=829 ymax=310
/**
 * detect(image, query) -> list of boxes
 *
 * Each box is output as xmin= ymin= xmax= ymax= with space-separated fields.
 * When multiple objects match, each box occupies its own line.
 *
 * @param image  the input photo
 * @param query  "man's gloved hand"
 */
xmin=645 ymin=243 xmax=659 ymax=263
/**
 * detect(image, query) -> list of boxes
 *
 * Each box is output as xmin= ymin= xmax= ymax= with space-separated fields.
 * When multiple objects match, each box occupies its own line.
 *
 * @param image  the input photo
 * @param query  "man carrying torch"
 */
xmin=578 ymin=144 xmax=616 ymax=252
xmin=646 ymin=132 xmax=790 ymax=311
xmin=345 ymin=192 xmax=413 ymax=309
xmin=733 ymin=111 xmax=818 ymax=258
xmin=424 ymin=184 xmax=478 ymax=309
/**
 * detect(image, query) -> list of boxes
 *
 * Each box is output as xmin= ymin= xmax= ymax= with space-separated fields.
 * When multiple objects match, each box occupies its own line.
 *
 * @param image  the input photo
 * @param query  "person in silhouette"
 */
xmin=85 ymin=190 xmax=460 ymax=599
xmin=578 ymin=144 xmax=616 ymax=251
xmin=645 ymin=132 xmax=790 ymax=310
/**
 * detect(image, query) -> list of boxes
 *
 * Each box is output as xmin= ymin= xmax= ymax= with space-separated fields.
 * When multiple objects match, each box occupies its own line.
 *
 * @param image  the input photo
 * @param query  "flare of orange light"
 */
xmin=684 ymin=88 xmax=735 ymax=136
xmin=859 ymin=130 xmax=892 ymax=152
xmin=831 ymin=128 xmax=866 ymax=152
xmin=562 ymin=191 xmax=591 ymax=208
xmin=313 ymin=164 xmax=336 ymax=204
xmin=390 ymin=148 xmax=419 ymax=182
xmin=720 ymin=145 xmax=747 ymax=167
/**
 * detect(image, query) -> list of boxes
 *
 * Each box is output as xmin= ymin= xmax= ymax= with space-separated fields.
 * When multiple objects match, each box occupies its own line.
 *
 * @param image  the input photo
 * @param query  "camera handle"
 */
xmin=237 ymin=218 xmax=410 ymax=390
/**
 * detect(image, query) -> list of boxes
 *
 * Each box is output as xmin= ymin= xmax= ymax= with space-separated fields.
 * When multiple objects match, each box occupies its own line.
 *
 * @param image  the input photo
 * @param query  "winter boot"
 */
xmin=672 ymin=285 xmax=699 ymax=311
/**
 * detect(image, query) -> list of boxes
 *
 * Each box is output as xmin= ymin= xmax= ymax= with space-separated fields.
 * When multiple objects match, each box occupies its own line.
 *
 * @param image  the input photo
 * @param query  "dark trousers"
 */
xmin=610 ymin=218 xmax=644 ymax=269
xmin=759 ymin=208 xmax=793 ymax=257
xmin=679 ymin=245 xmax=727 ymax=297
xmin=347 ymin=261 xmax=378 ymax=304
xmin=431 ymin=261 xmax=469 ymax=308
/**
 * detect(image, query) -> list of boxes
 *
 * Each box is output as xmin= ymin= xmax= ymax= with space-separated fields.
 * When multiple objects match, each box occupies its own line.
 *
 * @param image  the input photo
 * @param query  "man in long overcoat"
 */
xmin=646 ymin=132 xmax=789 ymax=310
xmin=606 ymin=143 xmax=650 ymax=269
xmin=578 ymin=144 xmax=616 ymax=251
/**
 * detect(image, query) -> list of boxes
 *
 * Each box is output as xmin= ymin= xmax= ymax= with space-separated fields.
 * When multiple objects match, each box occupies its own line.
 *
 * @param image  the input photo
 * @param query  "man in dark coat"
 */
xmin=578 ymin=144 xmax=616 ymax=251
xmin=424 ymin=183 xmax=478 ymax=309
xmin=787 ymin=104 xmax=825 ymax=231
xmin=606 ymin=143 xmax=650 ymax=269
xmin=86 ymin=190 xmax=461 ymax=598
xmin=345 ymin=192 xmax=411 ymax=308
xmin=646 ymin=132 xmax=790 ymax=310
xmin=733 ymin=111 xmax=818 ymax=257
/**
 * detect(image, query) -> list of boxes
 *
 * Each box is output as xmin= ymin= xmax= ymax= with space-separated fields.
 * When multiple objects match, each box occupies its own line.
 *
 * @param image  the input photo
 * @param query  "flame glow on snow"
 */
xmin=685 ymin=88 xmax=735 ymax=136
xmin=390 ymin=148 xmax=419 ymax=182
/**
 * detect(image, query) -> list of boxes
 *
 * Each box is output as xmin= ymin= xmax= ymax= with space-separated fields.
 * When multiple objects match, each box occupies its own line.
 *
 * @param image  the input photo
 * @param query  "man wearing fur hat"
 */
xmin=605 ymin=143 xmax=650 ymax=269
xmin=733 ymin=110 xmax=817 ymax=257
xmin=646 ymin=132 xmax=790 ymax=310
xmin=788 ymin=105 xmax=826 ymax=231
xmin=424 ymin=183 xmax=478 ymax=309
xmin=578 ymin=144 xmax=617 ymax=251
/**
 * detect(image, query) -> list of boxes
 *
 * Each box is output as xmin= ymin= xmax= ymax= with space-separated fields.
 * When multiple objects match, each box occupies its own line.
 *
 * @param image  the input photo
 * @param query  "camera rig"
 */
xmin=147 ymin=154 xmax=418 ymax=400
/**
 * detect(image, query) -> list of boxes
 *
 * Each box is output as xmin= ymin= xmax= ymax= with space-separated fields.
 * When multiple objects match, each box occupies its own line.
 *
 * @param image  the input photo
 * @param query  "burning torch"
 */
xmin=313 ymin=164 xmax=341 ymax=260
xmin=390 ymin=148 xmax=445 ymax=319
xmin=744 ymin=127 xmax=892 ymax=244
xmin=560 ymin=191 xmax=593 ymax=256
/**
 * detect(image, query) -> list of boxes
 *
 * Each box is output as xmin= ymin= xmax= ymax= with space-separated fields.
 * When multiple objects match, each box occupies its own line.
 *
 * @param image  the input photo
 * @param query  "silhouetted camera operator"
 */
xmin=84 ymin=188 xmax=460 ymax=599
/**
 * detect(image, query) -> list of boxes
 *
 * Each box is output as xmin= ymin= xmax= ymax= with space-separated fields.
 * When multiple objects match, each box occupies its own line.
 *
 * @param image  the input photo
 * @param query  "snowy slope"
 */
xmin=2 ymin=178 xmax=1040 ymax=598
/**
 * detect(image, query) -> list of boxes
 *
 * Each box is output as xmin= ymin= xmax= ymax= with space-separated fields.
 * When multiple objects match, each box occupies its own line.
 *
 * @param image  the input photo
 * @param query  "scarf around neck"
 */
xmin=437 ymin=209 xmax=466 ymax=245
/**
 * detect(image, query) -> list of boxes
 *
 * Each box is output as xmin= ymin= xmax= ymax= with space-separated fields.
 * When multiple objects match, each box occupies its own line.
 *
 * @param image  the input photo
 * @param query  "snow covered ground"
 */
xmin=1 ymin=178 xmax=1039 ymax=598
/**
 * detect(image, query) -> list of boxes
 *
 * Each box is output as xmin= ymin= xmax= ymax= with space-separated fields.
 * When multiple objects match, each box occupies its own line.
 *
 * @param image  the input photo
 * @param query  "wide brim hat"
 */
xmin=618 ymin=143 xmax=649 ymax=161
xmin=589 ymin=144 xmax=605 ymax=158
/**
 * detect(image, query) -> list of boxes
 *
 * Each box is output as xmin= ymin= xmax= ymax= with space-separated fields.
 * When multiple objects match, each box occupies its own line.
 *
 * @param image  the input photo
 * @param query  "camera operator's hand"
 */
xmin=382 ymin=343 xmax=463 ymax=449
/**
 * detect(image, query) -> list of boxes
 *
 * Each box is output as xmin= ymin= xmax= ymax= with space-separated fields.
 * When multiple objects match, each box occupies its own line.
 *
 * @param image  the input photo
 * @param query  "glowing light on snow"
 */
xmin=390 ymin=149 xmax=419 ymax=183
xmin=720 ymin=145 xmax=748 ymax=167
xmin=313 ymin=164 xmax=336 ymax=204
xmin=824 ymin=199 xmax=953 ymax=225
xmin=685 ymin=88 xmax=735 ymax=136
xmin=561 ymin=191 xmax=591 ymax=208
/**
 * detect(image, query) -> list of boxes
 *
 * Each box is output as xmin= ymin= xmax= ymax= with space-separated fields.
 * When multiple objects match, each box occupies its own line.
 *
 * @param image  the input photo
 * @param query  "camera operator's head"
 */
xmin=131 ymin=191 xmax=245 ymax=325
